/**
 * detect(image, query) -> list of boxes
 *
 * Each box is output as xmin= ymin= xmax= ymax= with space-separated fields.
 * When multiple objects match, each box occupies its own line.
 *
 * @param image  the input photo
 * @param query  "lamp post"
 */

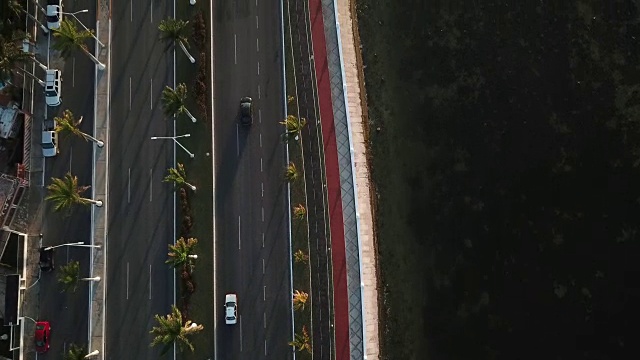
xmin=77 ymin=116 xmax=105 ymax=147
xmin=151 ymin=134 xmax=195 ymax=158
xmin=81 ymin=277 xmax=101 ymax=282
xmin=43 ymin=241 xmax=84 ymax=251
xmin=20 ymin=316 xmax=37 ymax=324
xmin=188 ymin=254 xmax=198 ymax=259
xmin=62 ymin=10 xmax=106 ymax=48
xmin=85 ymin=350 xmax=100 ymax=358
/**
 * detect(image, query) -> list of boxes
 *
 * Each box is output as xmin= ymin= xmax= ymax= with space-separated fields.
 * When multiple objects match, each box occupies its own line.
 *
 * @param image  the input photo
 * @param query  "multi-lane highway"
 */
xmin=38 ymin=0 xmax=97 ymax=353
xmin=105 ymin=1 xmax=175 ymax=358
xmin=213 ymin=0 xmax=292 ymax=358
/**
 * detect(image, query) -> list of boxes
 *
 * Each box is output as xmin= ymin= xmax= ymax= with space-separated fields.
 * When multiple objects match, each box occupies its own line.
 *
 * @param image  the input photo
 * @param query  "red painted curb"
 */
xmin=308 ymin=0 xmax=351 ymax=359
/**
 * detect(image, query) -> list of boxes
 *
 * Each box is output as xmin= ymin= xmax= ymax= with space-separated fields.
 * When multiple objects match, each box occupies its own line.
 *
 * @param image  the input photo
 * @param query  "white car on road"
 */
xmin=225 ymin=293 xmax=237 ymax=325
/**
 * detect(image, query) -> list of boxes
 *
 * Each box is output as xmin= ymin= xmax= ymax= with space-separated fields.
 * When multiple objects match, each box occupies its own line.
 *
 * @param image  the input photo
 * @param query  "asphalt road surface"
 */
xmin=105 ymin=1 xmax=175 ymax=358
xmin=213 ymin=0 xmax=292 ymax=359
xmin=38 ymin=1 xmax=97 ymax=356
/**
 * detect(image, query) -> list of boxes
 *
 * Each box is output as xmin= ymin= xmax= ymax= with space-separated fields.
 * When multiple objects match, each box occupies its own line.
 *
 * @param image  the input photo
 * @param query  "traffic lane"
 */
xmin=237 ymin=126 xmax=267 ymax=359
xmin=38 ymin=37 xmax=97 ymax=360
xmin=106 ymin=81 xmax=174 ymax=358
xmin=253 ymin=2 xmax=292 ymax=357
xmin=37 ymin=240 xmax=91 ymax=356
xmin=106 ymin=1 xmax=173 ymax=357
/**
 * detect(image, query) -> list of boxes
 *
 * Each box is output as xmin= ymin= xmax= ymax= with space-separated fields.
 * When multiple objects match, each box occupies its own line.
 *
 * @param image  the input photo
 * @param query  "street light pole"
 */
xmin=84 ymin=350 xmax=100 ymax=358
xmin=151 ymin=134 xmax=195 ymax=158
xmin=43 ymin=242 xmax=84 ymax=251
xmin=62 ymin=10 xmax=106 ymax=48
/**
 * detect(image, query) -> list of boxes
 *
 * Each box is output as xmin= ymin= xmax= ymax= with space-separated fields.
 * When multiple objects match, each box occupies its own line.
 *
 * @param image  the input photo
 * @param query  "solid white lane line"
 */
xmin=149 ymin=168 xmax=153 ymax=202
xmin=150 ymin=78 xmax=153 ymax=109
xmin=126 ymin=262 xmax=129 ymax=299
xmin=238 ymin=216 xmax=241 ymax=250
xmin=129 ymin=77 xmax=132 ymax=110
xmin=234 ymin=34 xmax=237 ymax=64
xmin=256 ymin=15 xmax=259 ymax=29
xmin=128 ymin=168 xmax=131 ymax=203
xmin=239 ymin=316 xmax=243 ymax=352
xmin=72 ymin=57 xmax=76 ymax=87
xmin=149 ymin=264 xmax=152 ymax=299
xmin=256 ymin=38 xmax=259 ymax=52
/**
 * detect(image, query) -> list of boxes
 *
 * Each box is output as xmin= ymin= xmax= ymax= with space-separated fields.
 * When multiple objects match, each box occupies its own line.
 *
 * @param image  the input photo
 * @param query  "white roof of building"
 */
xmin=0 ymin=105 xmax=20 ymax=139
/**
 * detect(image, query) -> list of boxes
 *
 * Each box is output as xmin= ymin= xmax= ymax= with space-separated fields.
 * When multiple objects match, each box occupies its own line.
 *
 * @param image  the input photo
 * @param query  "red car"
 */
xmin=34 ymin=321 xmax=50 ymax=353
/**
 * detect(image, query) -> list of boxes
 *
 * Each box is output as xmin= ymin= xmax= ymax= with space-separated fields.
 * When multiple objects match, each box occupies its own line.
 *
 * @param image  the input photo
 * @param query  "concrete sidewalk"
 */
xmin=87 ymin=0 xmax=111 ymax=358
xmin=334 ymin=1 xmax=380 ymax=358
xmin=308 ymin=0 xmax=380 ymax=358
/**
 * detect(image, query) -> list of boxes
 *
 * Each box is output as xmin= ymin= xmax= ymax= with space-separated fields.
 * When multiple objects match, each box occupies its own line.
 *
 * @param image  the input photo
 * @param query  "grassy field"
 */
xmin=356 ymin=0 xmax=640 ymax=359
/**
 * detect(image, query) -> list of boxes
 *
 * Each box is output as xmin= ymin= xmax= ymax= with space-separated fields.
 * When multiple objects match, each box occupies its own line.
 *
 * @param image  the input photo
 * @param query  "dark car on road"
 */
xmin=39 ymin=247 xmax=54 ymax=272
xmin=35 ymin=321 xmax=51 ymax=353
xmin=240 ymin=97 xmax=253 ymax=126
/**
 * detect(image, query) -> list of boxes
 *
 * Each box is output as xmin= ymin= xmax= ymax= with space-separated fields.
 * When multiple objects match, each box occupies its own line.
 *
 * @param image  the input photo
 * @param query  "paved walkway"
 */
xmin=308 ymin=0 xmax=380 ymax=359
xmin=88 ymin=0 xmax=111 ymax=358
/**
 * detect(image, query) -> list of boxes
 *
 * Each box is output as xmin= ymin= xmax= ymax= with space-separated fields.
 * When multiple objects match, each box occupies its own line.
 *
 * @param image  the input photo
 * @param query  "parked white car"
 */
xmin=45 ymin=69 xmax=61 ymax=107
xmin=42 ymin=131 xmax=58 ymax=158
xmin=46 ymin=1 xmax=62 ymax=30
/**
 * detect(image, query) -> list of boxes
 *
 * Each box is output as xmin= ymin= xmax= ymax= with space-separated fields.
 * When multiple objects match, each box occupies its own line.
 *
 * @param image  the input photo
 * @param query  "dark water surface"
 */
xmin=357 ymin=0 xmax=640 ymax=359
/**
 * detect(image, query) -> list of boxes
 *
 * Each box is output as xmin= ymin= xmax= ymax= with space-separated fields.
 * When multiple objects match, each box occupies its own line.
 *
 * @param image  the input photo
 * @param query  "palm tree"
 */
xmin=52 ymin=19 xmax=105 ymax=69
xmin=289 ymin=325 xmax=312 ymax=353
xmin=292 ymin=290 xmax=309 ymax=311
xmin=293 ymin=204 xmax=307 ymax=220
xmin=284 ymin=162 xmax=299 ymax=182
xmin=58 ymin=261 xmax=80 ymax=293
xmin=55 ymin=109 xmax=105 ymax=147
xmin=150 ymin=304 xmax=203 ymax=355
xmin=0 ymin=32 xmax=43 ymax=83
xmin=63 ymin=343 xmax=88 ymax=360
xmin=45 ymin=172 xmax=103 ymax=213
xmin=166 ymin=237 xmax=198 ymax=271
xmin=164 ymin=163 xmax=196 ymax=190
xmin=280 ymin=115 xmax=307 ymax=141
xmin=158 ymin=18 xmax=195 ymax=63
xmin=293 ymin=249 xmax=309 ymax=264
xmin=7 ymin=0 xmax=49 ymax=34
xmin=161 ymin=83 xmax=197 ymax=122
